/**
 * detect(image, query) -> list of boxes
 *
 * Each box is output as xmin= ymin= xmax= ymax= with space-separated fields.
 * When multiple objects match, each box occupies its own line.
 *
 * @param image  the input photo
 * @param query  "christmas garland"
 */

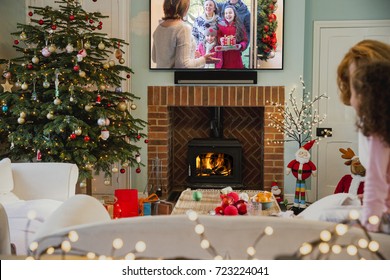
xmin=257 ymin=0 xmax=279 ymax=61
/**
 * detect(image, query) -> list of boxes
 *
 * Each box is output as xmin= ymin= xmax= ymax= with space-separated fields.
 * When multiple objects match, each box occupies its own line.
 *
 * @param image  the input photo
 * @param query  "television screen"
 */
xmin=149 ymin=0 xmax=284 ymax=70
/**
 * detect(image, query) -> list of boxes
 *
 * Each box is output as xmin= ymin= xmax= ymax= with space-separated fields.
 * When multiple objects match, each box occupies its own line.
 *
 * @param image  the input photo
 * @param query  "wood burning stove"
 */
xmin=187 ymin=138 xmax=243 ymax=187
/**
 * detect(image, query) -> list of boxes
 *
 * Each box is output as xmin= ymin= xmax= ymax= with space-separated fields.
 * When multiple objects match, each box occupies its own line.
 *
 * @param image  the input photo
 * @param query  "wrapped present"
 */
xmin=139 ymin=193 xmax=159 ymax=216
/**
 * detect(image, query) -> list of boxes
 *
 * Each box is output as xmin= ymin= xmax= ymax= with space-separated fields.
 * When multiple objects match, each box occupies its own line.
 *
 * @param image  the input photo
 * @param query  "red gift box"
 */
xmin=113 ymin=189 xmax=139 ymax=218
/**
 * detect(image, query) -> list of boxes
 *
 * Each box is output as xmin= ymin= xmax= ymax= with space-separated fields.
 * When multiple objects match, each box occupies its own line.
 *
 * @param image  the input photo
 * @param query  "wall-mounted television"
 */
xmin=149 ymin=0 xmax=284 ymax=71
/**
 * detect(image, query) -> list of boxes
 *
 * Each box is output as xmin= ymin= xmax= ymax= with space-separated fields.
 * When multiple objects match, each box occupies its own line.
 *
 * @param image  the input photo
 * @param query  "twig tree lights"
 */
xmin=267 ymin=76 xmax=328 ymax=148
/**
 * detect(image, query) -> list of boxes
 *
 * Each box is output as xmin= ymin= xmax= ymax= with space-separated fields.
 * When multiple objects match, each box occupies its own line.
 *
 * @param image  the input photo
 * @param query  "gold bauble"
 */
xmin=117 ymin=101 xmax=127 ymax=112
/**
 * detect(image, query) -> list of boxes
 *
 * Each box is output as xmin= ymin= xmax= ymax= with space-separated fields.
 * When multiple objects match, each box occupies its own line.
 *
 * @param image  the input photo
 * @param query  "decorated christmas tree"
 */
xmin=257 ymin=0 xmax=279 ymax=61
xmin=0 ymin=0 xmax=147 ymax=181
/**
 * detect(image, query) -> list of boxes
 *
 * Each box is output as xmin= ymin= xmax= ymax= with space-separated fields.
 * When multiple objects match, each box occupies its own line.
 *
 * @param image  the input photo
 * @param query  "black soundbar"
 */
xmin=174 ymin=70 xmax=257 ymax=84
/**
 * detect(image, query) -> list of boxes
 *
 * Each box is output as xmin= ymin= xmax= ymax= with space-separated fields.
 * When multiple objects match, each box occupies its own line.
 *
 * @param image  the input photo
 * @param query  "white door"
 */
xmin=309 ymin=20 xmax=390 ymax=202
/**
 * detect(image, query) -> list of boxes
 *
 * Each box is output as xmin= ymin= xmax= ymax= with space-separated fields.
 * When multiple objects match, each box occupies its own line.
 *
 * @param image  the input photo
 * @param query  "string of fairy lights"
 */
xmin=23 ymin=209 xmax=385 ymax=260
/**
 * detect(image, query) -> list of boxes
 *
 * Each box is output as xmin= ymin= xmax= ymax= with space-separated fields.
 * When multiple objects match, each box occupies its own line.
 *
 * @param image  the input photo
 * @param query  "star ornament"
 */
xmin=1 ymin=79 xmax=13 ymax=93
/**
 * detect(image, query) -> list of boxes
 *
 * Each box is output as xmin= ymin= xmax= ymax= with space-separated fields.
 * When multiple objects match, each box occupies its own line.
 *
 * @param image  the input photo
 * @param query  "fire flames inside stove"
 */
xmin=195 ymin=152 xmax=233 ymax=177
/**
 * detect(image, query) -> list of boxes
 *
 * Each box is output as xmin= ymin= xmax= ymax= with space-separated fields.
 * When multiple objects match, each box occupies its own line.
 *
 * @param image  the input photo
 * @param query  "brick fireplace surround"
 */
xmin=147 ymin=86 xmax=285 ymax=197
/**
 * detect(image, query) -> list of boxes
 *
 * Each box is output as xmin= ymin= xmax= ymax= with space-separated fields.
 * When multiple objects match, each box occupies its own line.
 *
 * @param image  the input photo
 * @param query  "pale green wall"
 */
xmin=303 ymin=0 xmax=390 ymax=92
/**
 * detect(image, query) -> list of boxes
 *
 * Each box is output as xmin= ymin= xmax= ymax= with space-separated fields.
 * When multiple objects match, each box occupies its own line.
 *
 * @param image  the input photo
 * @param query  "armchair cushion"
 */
xmin=0 ymin=158 xmax=13 ymax=194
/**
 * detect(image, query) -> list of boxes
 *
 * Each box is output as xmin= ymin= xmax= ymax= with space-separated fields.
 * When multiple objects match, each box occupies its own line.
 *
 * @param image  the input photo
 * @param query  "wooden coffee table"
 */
xmin=171 ymin=188 xmax=281 ymax=216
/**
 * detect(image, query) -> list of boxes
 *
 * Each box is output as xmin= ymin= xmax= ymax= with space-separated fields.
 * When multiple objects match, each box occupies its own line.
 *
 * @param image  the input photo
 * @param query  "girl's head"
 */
xmin=204 ymin=27 xmax=217 ymax=43
xmin=351 ymin=61 xmax=390 ymax=145
xmin=204 ymin=0 xmax=218 ymax=16
xmin=162 ymin=0 xmax=190 ymax=20
xmin=224 ymin=5 xmax=236 ymax=23
xmin=337 ymin=40 xmax=390 ymax=106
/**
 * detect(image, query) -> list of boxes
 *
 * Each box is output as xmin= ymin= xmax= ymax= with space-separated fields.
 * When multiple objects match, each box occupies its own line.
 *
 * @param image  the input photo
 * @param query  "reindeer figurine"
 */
xmin=334 ymin=148 xmax=365 ymax=195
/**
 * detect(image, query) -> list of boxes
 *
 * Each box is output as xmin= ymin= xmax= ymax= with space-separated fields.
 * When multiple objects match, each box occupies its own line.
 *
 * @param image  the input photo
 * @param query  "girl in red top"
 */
xmin=217 ymin=5 xmax=248 ymax=69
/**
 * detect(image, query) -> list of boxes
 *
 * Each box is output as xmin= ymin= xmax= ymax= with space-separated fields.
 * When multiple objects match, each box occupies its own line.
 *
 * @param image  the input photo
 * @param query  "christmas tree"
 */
xmin=257 ymin=0 xmax=279 ymax=61
xmin=0 ymin=0 xmax=147 ymax=181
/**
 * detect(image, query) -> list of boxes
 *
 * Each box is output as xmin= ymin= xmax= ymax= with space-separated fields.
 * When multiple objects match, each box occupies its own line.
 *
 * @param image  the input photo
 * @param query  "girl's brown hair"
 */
xmin=337 ymin=40 xmax=390 ymax=105
xmin=352 ymin=61 xmax=390 ymax=147
xmin=162 ymin=0 xmax=190 ymax=20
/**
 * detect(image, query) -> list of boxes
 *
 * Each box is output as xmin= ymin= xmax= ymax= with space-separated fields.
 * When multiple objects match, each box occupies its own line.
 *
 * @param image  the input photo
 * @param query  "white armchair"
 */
xmin=0 ymin=158 xmax=79 ymax=255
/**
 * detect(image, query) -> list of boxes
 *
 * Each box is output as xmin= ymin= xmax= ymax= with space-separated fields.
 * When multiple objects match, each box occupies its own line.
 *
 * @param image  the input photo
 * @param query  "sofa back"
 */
xmin=11 ymin=163 xmax=78 ymax=201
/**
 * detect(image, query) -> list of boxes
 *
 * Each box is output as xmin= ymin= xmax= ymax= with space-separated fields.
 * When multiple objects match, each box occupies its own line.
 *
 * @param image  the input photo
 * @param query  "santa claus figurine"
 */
xmin=286 ymin=140 xmax=317 ymax=214
xmin=271 ymin=181 xmax=283 ymax=204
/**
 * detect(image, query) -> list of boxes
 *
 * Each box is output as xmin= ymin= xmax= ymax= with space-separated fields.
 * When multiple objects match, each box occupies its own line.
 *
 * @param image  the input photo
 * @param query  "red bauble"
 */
xmin=38 ymin=19 xmax=44 ymax=25
xmin=84 ymin=136 xmax=90 ymax=142
xmin=99 ymin=21 xmax=103 ymax=26
xmin=14 ymin=40 xmax=19 ymax=45
xmin=135 ymin=167 xmax=141 ymax=173
xmin=136 ymin=134 xmax=141 ymax=140
xmin=226 ymin=192 xmax=239 ymax=203
xmin=144 ymin=139 xmax=149 ymax=144
xmin=120 ymin=168 xmax=126 ymax=174
xmin=51 ymin=25 xmax=57 ymax=30
xmin=215 ymin=206 xmax=224 ymax=215
xmin=97 ymin=25 xmax=102 ymax=30
xmin=28 ymin=11 xmax=33 ymax=17
xmin=264 ymin=25 xmax=269 ymax=32
xmin=73 ymin=65 xmax=80 ymax=71
xmin=69 ymin=15 xmax=75 ymax=21
xmin=224 ymin=205 xmax=238 ymax=216
xmin=93 ymin=0 xmax=97 ymax=2
xmin=126 ymin=74 xmax=131 ymax=79
xmin=70 ymin=133 xmax=77 ymax=140
xmin=89 ymin=19 xmax=94 ymax=24
xmin=235 ymin=200 xmax=248 ymax=215
xmin=269 ymin=4 xmax=274 ymax=10
xmin=27 ymin=64 xmax=33 ymax=70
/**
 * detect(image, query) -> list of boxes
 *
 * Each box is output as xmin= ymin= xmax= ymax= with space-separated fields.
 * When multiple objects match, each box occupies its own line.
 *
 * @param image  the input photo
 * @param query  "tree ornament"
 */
xmin=84 ymin=104 xmax=93 ymax=112
xmin=136 ymin=134 xmax=141 ymax=140
xmin=38 ymin=19 xmax=44 ymax=25
xmin=1 ymin=79 xmax=13 ymax=92
xmin=98 ymin=41 xmax=105 ymax=50
xmin=108 ymin=60 xmax=115 ymax=67
xmin=27 ymin=64 xmax=33 ymax=70
xmin=19 ymin=112 xmax=26 ymax=118
xmin=100 ymin=129 xmax=109 ymax=140
xmin=117 ymin=101 xmax=127 ymax=112
xmin=119 ymin=58 xmax=125 ymax=64
xmin=84 ymin=41 xmax=91 ymax=49
xmin=66 ymin=43 xmax=74 ymax=53
xmin=126 ymin=74 xmax=131 ymax=79
xmin=73 ymin=65 xmax=80 ymax=71
xmin=41 ymin=47 xmax=51 ymax=57
xmin=17 ymin=117 xmax=25 ymax=124
xmin=120 ymin=168 xmax=126 ymax=174
xmin=97 ymin=117 xmax=106 ymax=126
xmin=96 ymin=94 xmax=101 ymax=104
xmin=122 ymin=162 xmax=129 ymax=167
xmin=20 ymin=32 xmax=27 ymax=40
xmin=13 ymin=39 xmax=19 ymax=45
xmin=104 ymin=179 xmax=111 ymax=185
xmin=99 ymin=84 xmax=106 ymax=91
xmin=51 ymin=24 xmax=57 ymax=30
xmin=103 ymin=62 xmax=110 ymax=69
xmin=70 ymin=133 xmax=77 ymax=140
xmin=36 ymin=149 xmax=42 ymax=161
xmin=2 ymin=104 xmax=9 ymax=113
xmin=21 ymin=82 xmax=28 ymax=90
xmin=74 ymin=127 xmax=82 ymax=136
xmin=3 ymin=71 xmax=11 ymax=79
xmin=28 ymin=11 xmax=33 ymax=17
xmin=43 ymin=80 xmax=50 ymax=88
xmin=48 ymin=44 xmax=57 ymax=53
xmin=144 ymin=139 xmax=149 ymax=144
xmin=79 ymin=70 xmax=86 ymax=78
xmin=32 ymin=56 xmax=39 ymax=64
xmin=135 ymin=167 xmax=141 ymax=174
xmin=84 ymin=135 xmax=90 ymax=142
xmin=135 ymin=154 xmax=141 ymax=163
xmin=69 ymin=15 xmax=75 ymax=21
xmin=112 ymin=166 xmax=118 ymax=173
xmin=46 ymin=112 xmax=54 ymax=120
xmin=53 ymin=97 xmax=62 ymax=105
xmin=130 ymin=103 xmax=137 ymax=110
xmin=115 ymin=48 xmax=122 ymax=59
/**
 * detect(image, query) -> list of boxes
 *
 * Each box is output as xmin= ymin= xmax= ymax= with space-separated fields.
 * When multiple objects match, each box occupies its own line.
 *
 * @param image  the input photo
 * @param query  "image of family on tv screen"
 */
xmin=152 ymin=0 xmax=251 ymax=69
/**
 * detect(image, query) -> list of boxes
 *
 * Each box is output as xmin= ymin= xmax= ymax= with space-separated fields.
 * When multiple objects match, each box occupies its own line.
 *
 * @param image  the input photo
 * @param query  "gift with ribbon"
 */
xmin=138 ymin=193 xmax=159 ymax=216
